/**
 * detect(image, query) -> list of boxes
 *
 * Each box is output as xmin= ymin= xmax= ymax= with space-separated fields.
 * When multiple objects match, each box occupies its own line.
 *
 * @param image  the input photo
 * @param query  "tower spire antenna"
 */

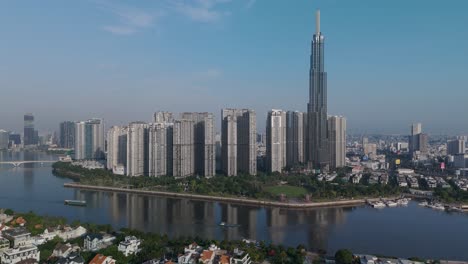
xmin=316 ymin=9 xmax=320 ymax=34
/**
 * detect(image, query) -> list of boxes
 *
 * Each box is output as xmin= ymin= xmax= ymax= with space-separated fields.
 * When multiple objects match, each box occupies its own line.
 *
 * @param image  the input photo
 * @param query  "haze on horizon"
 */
xmin=0 ymin=0 xmax=467 ymax=135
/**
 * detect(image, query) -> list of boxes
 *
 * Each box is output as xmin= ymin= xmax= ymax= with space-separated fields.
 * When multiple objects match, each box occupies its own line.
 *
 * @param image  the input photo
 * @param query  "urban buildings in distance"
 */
xmin=59 ymin=121 xmax=75 ymax=149
xmin=23 ymin=113 xmax=38 ymax=146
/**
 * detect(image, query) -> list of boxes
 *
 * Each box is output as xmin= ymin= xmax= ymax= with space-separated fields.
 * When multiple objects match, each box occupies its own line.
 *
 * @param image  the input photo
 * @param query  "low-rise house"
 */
xmin=55 ymin=252 xmax=85 ymax=264
xmin=43 ymin=226 xmax=87 ymax=242
xmin=52 ymin=243 xmax=80 ymax=258
xmin=118 ymin=236 xmax=141 ymax=257
xmin=178 ymin=242 xmax=202 ymax=264
xmin=230 ymin=248 xmax=251 ymax=264
xmin=2 ymin=227 xmax=32 ymax=248
xmin=0 ymin=245 xmax=40 ymax=264
xmin=351 ymin=174 xmax=362 ymax=184
xmin=83 ymin=234 xmax=115 ymax=251
xmin=199 ymin=250 xmax=215 ymax=264
xmin=89 ymin=254 xmax=116 ymax=264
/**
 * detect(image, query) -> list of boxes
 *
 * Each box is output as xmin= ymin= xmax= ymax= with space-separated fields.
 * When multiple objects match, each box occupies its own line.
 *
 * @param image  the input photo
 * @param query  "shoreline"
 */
xmin=64 ymin=182 xmax=377 ymax=209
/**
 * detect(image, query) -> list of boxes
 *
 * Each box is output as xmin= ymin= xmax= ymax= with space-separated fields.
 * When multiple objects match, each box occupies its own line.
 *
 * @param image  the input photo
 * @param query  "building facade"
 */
xmin=180 ymin=112 xmax=216 ymax=177
xmin=328 ymin=116 xmax=346 ymax=168
xmin=286 ymin=111 xmax=305 ymax=167
xmin=221 ymin=109 xmax=257 ymax=176
xmin=126 ymin=122 xmax=148 ymax=177
xmin=106 ymin=126 xmax=128 ymax=173
xmin=59 ymin=121 xmax=75 ymax=149
xmin=23 ymin=113 xmax=37 ymax=146
xmin=74 ymin=119 xmax=105 ymax=160
xmin=266 ymin=110 xmax=287 ymax=173
xmin=172 ymin=119 xmax=194 ymax=178
xmin=148 ymin=122 xmax=171 ymax=177
xmin=0 ymin=130 xmax=9 ymax=150
xmin=448 ymin=139 xmax=466 ymax=155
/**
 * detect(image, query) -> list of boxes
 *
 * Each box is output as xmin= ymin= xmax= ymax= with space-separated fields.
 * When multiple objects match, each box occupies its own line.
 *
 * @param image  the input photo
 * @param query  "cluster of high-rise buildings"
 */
xmin=106 ymin=112 xmax=216 ymax=177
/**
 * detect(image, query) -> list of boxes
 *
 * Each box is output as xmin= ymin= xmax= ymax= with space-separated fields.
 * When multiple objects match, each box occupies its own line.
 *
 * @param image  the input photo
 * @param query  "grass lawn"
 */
xmin=264 ymin=185 xmax=308 ymax=198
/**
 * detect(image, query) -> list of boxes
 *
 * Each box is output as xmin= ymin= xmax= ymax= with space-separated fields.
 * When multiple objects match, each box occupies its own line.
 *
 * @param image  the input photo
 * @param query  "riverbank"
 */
xmin=64 ymin=182 xmax=376 ymax=209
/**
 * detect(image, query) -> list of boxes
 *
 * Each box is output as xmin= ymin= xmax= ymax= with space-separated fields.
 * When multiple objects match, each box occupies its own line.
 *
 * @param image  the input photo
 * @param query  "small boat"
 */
xmin=431 ymin=203 xmax=445 ymax=211
xmin=419 ymin=201 xmax=428 ymax=207
xmin=397 ymin=198 xmax=409 ymax=206
xmin=64 ymin=200 xmax=87 ymax=206
xmin=370 ymin=201 xmax=386 ymax=208
xmin=219 ymin=222 xmax=240 ymax=228
xmin=385 ymin=200 xmax=398 ymax=207
xmin=449 ymin=206 xmax=463 ymax=213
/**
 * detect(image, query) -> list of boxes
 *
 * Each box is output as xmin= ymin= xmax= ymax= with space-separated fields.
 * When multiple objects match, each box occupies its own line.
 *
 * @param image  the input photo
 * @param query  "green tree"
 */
xmin=335 ymin=249 xmax=354 ymax=264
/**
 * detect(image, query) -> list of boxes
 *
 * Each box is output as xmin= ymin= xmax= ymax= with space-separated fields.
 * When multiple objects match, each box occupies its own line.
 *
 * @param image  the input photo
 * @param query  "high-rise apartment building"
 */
xmin=23 ymin=113 xmax=37 ymax=146
xmin=286 ymin=111 xmax=305 ymax=167
xmin=180 ymin=112 xmax=216 ymax=177
xmin=328 ymin=116 xmax=346 ymax=168
xmin=59 ymin=121 xmax=75 ymax=149
xmin=447 ymin=139 xmax=466 ymax=155
xmin=148 ymin=122 xmax=172 ymax=177
xmin=172 ymin=119 xmax=194 ymax=178
xmin=221 ymin=109 xmax=257 ymax=176
xmin=107 ymin=126 xmax=128 ymax=172
xmin=409 ymin=122 xmax=428 ymax=157
xmin=126 ymin=122 xmax=148 ymax=177
xmin=266 ymin=110 xmax=287 ymax=173
xmin=74 ymin=118 xmax=104 ymax=160
xmin=307 ymin=10 xmax=329 ymax=169
xmin=0 ymin=130 xmax=9 ymax=150
xmin=154 ymin=112 xmax=174 ymax=123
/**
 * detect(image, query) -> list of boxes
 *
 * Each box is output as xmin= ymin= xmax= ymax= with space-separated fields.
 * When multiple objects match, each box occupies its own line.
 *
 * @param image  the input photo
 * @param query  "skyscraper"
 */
xmin=180 ymin=112 xmax=216 ymax=177
xmin=148 ymin=122 xmax=171 ymax=177
xmin=286 ymin=111 xmax=305 ymax=167
xmin=221 ymin=109 xmax=257 ymax=176
xmin=0 ymin=130 xmax=9 ymax=150
xmin=23 ymin=113 xmax=37 ymax=146
xmin=74 ymin=118 xmax=105 ymax=160
xmin=172 ymin=119 xmax=194 ymax=178
xmin=266 ymin=110 xmax=287 ymax=173
xmin=409 ymin=122 xmax=428 ymax=157
xmin=59 ymin=121 xmax=75 ymax=149
xmin=328 ymin=116 xmax=346 ymax=168
xmin=107 ymin=126 xmax=128 ymax=172
xmin=126 ymin=122 xmax=148 ymax=177
xmin=307 ymin=10 xmax=329 ymax=169
xmin=154 ymin=111 xmax=174 ymax=123
xmin=447 ymin=139 xmax=466 ymax=155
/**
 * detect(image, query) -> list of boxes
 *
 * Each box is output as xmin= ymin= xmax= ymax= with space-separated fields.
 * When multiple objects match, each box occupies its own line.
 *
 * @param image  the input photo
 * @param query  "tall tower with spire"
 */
xmin=307 ymin=10 xmax=329 ymax=169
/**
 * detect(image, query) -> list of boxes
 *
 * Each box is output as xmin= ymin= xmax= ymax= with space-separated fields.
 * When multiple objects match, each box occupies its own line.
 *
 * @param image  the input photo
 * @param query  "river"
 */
xmin=0 ymin=151 xmax=467 ymax=260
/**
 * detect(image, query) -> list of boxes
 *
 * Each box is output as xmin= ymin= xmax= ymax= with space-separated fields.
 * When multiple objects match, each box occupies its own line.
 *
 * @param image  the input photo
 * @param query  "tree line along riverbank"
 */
xmin=52 ymin=162 xmax=403 ymax=204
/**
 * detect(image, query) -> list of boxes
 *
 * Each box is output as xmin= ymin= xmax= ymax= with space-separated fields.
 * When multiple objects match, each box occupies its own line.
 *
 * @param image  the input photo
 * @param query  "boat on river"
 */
xmin=64 ymin=200 xmax=87 ymax=206
xmin=219 ymin=222 xmax=241 ymax=228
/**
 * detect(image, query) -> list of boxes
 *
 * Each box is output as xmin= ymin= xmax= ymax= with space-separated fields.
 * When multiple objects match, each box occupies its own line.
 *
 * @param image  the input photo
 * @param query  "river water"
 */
xmin=0 ymin=151 xmax=467 ymax=260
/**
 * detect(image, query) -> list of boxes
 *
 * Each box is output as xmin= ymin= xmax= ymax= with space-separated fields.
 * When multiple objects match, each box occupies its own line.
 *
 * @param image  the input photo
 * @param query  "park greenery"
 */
xmin=53 ymin=162 xmax=403 ymax=202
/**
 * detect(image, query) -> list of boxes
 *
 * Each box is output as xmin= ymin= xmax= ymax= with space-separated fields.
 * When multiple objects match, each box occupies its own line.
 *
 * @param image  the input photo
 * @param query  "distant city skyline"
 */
xmin=1 ymin=0 xmax=467 ymax=134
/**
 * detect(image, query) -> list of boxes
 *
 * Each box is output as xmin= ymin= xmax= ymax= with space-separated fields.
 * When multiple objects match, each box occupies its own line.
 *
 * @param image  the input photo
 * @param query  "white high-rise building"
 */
xmin=180 ymin=112 xmax=216 ymax=177
xmin=74 ymin=118 xmax=104 ymax=160
xmin=154 ymin=111 xmax=174 ymax=123
xmin=148 ymin=122 xmax=171 ymax=177
xmin=221 ymin=109 xmax=257 ymax=176
xmin=172 ymin=119 xmax=194 ymax=178
xmin=286 ymin=111 xmax=305 ymax=167
xmin=107 ymin=126 xmax=127 ymax=173
xmin=126 ymin=122 xmax=148 ymax=177
xmin=266 ymin=110 xmax=287 ymax=173
xmin=328 ymin=116 xmax=346 ymax=168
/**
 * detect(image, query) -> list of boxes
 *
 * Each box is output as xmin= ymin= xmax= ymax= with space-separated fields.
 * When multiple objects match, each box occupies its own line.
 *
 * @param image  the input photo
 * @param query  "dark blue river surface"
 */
xmin=1 ymin=151 xmax=467 ymax=260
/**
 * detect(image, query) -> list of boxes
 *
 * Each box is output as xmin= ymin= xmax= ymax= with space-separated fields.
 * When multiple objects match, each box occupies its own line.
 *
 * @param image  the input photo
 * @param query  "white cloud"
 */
xmin=98 ymin=2 xmax=162 ymax=35
xmin=172 ymin=0 xmax=231 ymax=23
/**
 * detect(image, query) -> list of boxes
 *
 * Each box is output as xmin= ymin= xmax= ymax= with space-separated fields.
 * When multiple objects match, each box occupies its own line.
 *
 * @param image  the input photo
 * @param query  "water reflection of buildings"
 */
xmin=23 ymin=151 xmax=36 ymax=192
xmin=72 ymin=189 xmax=350 ymax=250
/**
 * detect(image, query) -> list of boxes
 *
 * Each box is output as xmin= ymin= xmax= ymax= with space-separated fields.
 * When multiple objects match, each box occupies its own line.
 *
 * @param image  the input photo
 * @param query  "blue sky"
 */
xmin=0 ymin=0 xmax=467 ymax=135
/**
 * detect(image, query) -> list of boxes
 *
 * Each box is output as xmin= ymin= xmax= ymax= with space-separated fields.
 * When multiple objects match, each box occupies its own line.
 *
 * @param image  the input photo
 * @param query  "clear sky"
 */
xmin=1 ymin=0 xmax=467 ymax=135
